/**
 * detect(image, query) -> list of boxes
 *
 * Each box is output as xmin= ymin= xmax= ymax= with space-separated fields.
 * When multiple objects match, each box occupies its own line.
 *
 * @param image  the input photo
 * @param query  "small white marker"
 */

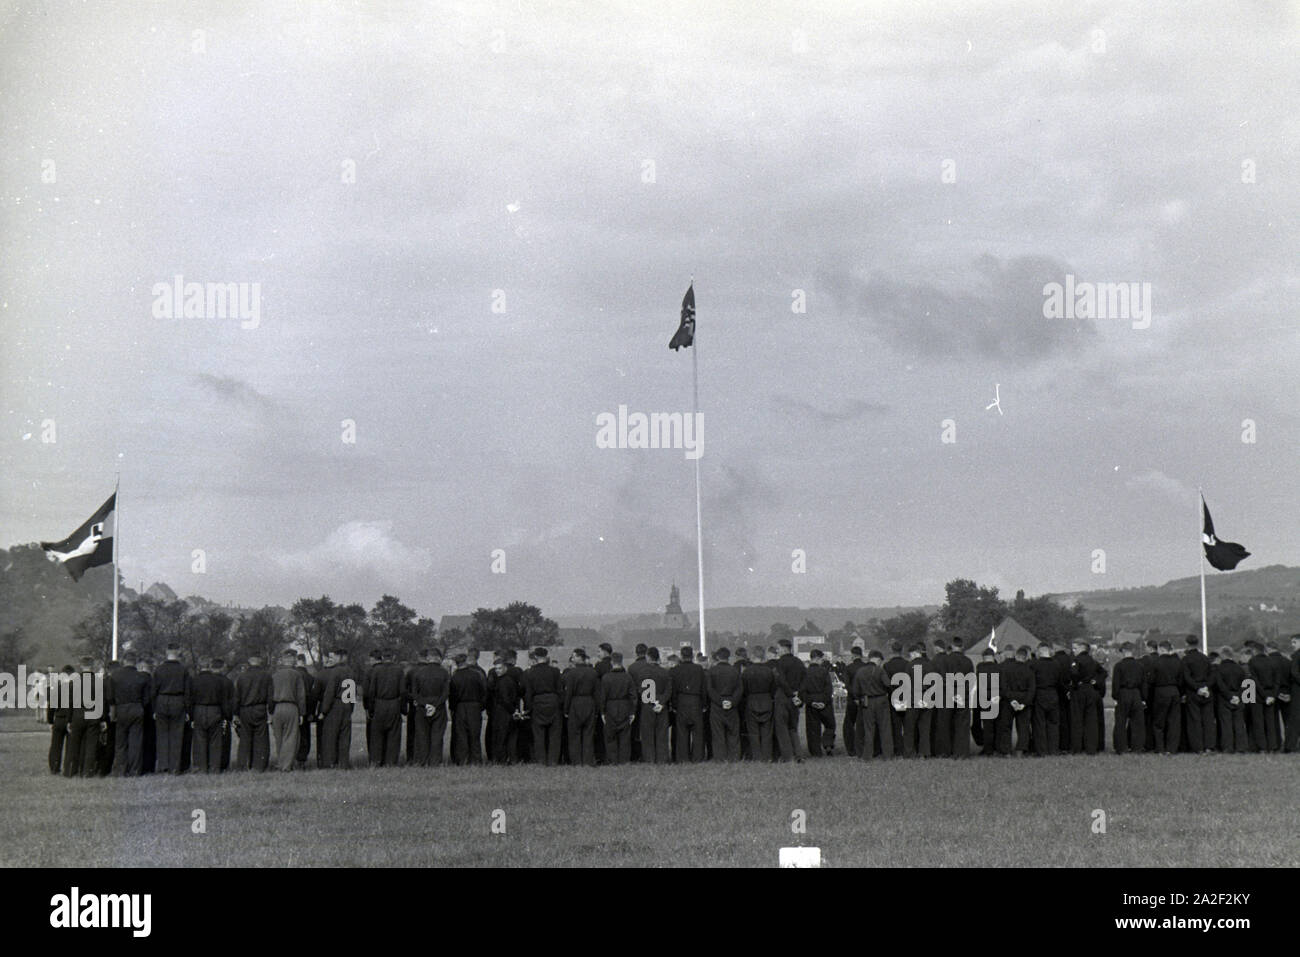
xmin=779 ymin=847 xmax=821 ymax=868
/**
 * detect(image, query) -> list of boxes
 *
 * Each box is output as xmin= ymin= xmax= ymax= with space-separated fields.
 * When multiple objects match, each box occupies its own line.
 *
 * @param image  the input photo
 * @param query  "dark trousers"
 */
xmin=319 ymin=706 xmax=353 ymax=768
xmin=842 ymin=700 xmax=859 ymax=756
xmin=639 ymin=703 xmax=670 ymax=763
xmin=772 ymin=697 xmax=797 ymax=761
xmin=980 ymin=715 xmax=998 ymax=755
xmin=857 ymin=697 xmax=893 ymax=759
xmin=593 ymin=711 xmax=606 ymax=765
xmin=296 ymin=717 xmax=313 ymax=767
xmin=451 ymin=703 xmax=483 ymax=765
xmin=154 ymin=697 xmax=187 ymax=773
xmin=48 ymin=715 xmax=69 ymax=773
xmin=532 ymin=695 xmax=562 ymax=765
xmin=996 ymin=705 xmax=1029 ymax=753
xmin=237 ymin=706 xmax=270 ymax=771
xmin=709 ymin=703 xmax=741 ymax=761
xmin=1143 ymin=694 xmax=1157 ymax=751
xmin=603 ymin=705 xmax=633 ymax=764
xmin=1057 ymin=689 xmax=1071 ymax=753
xmin=191 ymin=705 xmax=224 ymax=773
xmin=932 ymin=707 xmax=952 ymax=756
xmin=1033 ymin=696 xmax=1060 ymax=755
xmin=805 ymin=701 xmax=835 ymax=756
xmin=1150 ymin=687 xmax=1182 ymax=752
xmin=903 ymin=707 xmax=931 ymax=757
xmin=1070 ymin=688 xmax=1101 ymax=754
xmin=1217 ymin=702 xmax=1247 ymax=753
xmin=674 ymin=700 xmax=705 ymax=762
xmin=1247 ymin=700 xmax=1279 ymax=752
xmin=1112 ymin=690 xmax=1145 ymax=754
xmin=488 ymin=706 xmax=517 ymax=762
xmin=65 ymin=716 xmax=99 ymax=777
xmin=408 ymin=705 xmax=443 ymax=765
xmin=368 ymin=699 xmax=403 ymax=766
xmin=1285 ymin=696 xmax=1300 ymax=752
xmin=1184 ymin=694 xmax=1215 ymax=751
xmin=745 ymin=701 xmax=773 ymax=760
xmin=221 ymin=722 xmax=231 ymax=770
xmin=111 ymin=704 xmax=145 ymax=776
xmin=566 ymin=698 xmax=596 ymax=766
xmin=949 ymin=707 xmax=971 ymax=757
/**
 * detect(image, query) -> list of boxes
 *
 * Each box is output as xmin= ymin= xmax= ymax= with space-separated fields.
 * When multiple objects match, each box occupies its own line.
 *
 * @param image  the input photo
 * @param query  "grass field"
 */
xmin=2 ymin=724 xmax=1297 ymax=868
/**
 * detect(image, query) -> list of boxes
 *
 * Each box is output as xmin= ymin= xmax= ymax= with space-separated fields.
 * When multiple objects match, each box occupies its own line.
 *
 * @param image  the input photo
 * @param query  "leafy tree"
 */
xmin=0 ymin=626 xmax=34 ymax=674
xmin=233 ymin=607 xmax=289 ymax=667
xmin=870 ymin=610 xmax=932 ymax=650
xmin=1008 ymin=590 xmax=1088 ymax=647
xmin=178 ymin=611 xmax=236 ymax=665
xmin=939 ymin=579 xmax=1008 ymax=642
xmin=125 ymin=596 xmax=191 ymax=662
xmin=368 ymin=595 xmax=431 ymax=659
xmin=71 ymin=602 xmax=114 ymax=662
xmin=436 ymin=627 xmax=467 ymax=654
xmin=467 ymin=602 xmax=558 ymax=651
xmin=290 ymin=596 xmax=339 ymax=664
xmin=768 ymin=622 xmax=794 ymax=642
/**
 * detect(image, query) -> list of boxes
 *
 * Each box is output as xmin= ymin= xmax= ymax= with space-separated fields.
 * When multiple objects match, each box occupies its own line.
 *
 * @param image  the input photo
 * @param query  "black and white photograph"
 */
xmin=1 ymin=0 xmax=1295 ymax=936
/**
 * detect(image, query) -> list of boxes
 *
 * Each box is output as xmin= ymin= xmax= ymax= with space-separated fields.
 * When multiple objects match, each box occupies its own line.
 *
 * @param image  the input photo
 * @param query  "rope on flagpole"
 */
xmin=112 ymin=471 xmax=120 ymax=661
xmin=1198 ymin=487 xmax=1208 ymax=655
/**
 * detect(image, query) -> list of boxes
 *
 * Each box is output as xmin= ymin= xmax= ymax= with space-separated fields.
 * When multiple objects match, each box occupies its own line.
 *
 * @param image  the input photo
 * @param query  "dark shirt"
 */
xmin=191 ymin=670 xmax=234 ymax=716
xmin=1181 ymin=650 xmax=1213 ymax=694
xmin=775 ymin=654 xmax=806 ymax=700
xmin=522 ymin=662 xmax=563 ymax=711
xmin=1153 ymin=654 xmax=1182 ymax=688
xmin=234 ymin=666 xmax=273 ymax=708
xmin=1030 ymin=656 xmax=1061 ymax=693
xmin=670 ymin=661 xmax=707 ymax=700
xmin=1002 ymin=659 xmax=1036 ymax=705
xmin=799 ymin=662 xmax=834 ymax=703
xmin=318 ymin=664 xmax=356 ymax=716
xmin=598 ymin=668 xmax=636 ymax=714
xmin=740 ymin=662 xmax=776 ymax=703
xmin=1212 ymin=660 xmax=1245 ymax=705
xmin=706 ymin=662 xmax=742 ymax=706
xmin=1112 ymin=657 xmax=1147 ymax=699
xmin=153 ymin=660 xmax=190 ymax=699
xmin=406 ymin=662 xmax=450 ymax=710
xmin=562 ymin=663 xmax=600 ymax=710
xmin=364 ymin=662 xmax=405 ymax=708
xmin=107 ymin=666 xmax=152 ymax=707
xmin=490 ymin=670 xmax=521 ymax=711
xmin=850 ymin=661 xmax=891 ymax=699
xmin=449 ymin=666 xmax=487 ymax=708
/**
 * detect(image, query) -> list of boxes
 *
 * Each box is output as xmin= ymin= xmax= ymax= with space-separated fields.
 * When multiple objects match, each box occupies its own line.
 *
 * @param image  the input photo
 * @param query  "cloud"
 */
xmin=1125 ymin=469 xmax=1193 ymax=502
xmin=772 ymin=394 xmax=890 ymax=423
xmin=825 ymin=254 xmax=1097 ymax=361
xmin=274 ymin=521 xmax=433 ymax=578
xmin=194 ymin=374 xmax=279 ymax=413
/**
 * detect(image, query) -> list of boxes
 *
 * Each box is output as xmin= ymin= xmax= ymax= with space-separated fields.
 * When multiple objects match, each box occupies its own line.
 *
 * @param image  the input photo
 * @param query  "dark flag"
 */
xmin=1202 ymin=497 xmax=1249 ymax=571
xmin=669 ymin=283 xmax=695 ymax=351
xmin=41 ymin=493 xmax=115 ymax=582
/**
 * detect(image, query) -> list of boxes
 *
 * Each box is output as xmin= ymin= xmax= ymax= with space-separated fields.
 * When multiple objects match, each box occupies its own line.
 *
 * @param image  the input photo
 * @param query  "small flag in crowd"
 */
xmin=669 ymin=283 xmax=695 ymax=351
xmin=1201 ymin=496 xmax=1250 ymax=571
xmin=987 ymin=626 xmax=997 ymax=653
xmin=41 ymin=493 xmax=115 ymax=582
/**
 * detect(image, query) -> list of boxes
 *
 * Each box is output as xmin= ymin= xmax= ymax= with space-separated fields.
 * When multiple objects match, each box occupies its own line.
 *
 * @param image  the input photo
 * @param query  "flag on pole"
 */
xmin=40 ymin=493 xmax=115 ymax=582
xmin=1201 ymin=496 xmax=1249 ymax=571
xmin=987 ymin=626 xmax=997 ymax=653
xmin=669 ymin=283 xmax=695 ymax=351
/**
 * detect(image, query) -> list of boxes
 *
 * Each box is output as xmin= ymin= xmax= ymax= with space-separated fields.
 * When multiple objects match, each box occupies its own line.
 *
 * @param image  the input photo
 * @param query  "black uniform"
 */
xmin=835 ymin=657 xmax=866 ymax=756
xmin=404 ymin=661 xmax=449 ymax=765
xmin=598 ymin=666 xmax=637 ymax=764
xmin=1150 ymin=653 xmax=1183 ymax=752
xmin=1069 ymin=652 xmax=1104 ymax=754
xmin=1029 ymin=656 xmax=1062 ymax=756
xmin=1212 ymin=659 xmax=1248 ymax=752
xmin=739 ymin=661 xmax=776 ymax=760
xmin=448 ymin=665 xmax=487 ymax=765
xmin=851 ymin=661 xmax=893 ymax=760
xmin=106 ymin=665 xmax=152 ymax=776
xmin=363 ymin=661 xmax=406 ymax=766
xmin=234 ymin=665 xmax=273 ymax=771
xmin=998 ymin=658 xmax=1035 ymax=754
xmin=706 ymin=661 xmax=743 ymax=761
xmin=773 ymin=653 xmax=805 ymax=761
xmin=487 ymin=668 xmax=521 ymax=763
xmin=670 ymin=659 xmax=707 ymax=762
xmin=902 ymin=658 xmax=936 ymax=758
xmin=882 ymin=654 xmax=909 ymax=755
xmin=562 ymin=662 xmax=600 ymax=766
xmin=523 ymin=661 xmax=564 ymax=765
xmin=799 ymin=662 xmax=836 ymax=756
xmin=152 ymin=659 xmax=190 ymax=774
xmin=1181 ymin=649 xmax=1215 ymax=752
xmin=1052 ymin=650 xmax=1073 ymax=753
xmin=1246 ymin=650 xmax=1280 ymax=752
xmin=294 ymin=665 xmax=320 ymax=767
xmin=1110 ymin=656 xmax=1147 ymax=754
xmin=45 ymin=673 xmax=73 ymax=774
xmin=317 ymin=663 xmax=355 ymax=769
xmin=1139 ymin=651 xmax=1159 ymax=751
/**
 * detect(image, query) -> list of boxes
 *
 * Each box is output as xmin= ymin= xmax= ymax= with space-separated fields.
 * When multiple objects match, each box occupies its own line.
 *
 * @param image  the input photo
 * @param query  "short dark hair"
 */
xmin=647 ymin=647 xmax=660 ymax=662
xmin=635 ymin=643 xmax=648 ymax=656
xmin=610 ymin=652 xmax=624 ymax=665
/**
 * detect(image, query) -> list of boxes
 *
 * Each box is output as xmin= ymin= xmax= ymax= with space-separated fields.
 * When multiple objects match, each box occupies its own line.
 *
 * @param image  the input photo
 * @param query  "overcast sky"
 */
xmin=2 ymin=1 xmax=1296 ymax=621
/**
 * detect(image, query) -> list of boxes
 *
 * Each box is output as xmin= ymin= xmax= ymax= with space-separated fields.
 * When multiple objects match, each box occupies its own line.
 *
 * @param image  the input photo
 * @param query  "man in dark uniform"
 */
xmin=946 ymin=637 xmax=975 ymax=758
xmin=501 ymin=650 xmax=529 ymax=764
xmin=190 ymin=657 xmax=233 ymax=773
xmin=150 ymin=642 xmax=189 ymax=769
xmin=233 ymin=654 xmax=273 ymax=771
xmin=902 ymin=644 xmax=935 ymax=758
xmin=669 ymin=645 xmax=707 ymax=762
xmin=1271 ymin=640 xmax=1294 ymax=750
xmin=833 ymin=646 xmax=864 ymax=756
xmin=294 ymin=653 xmax=320 ymax=769
xmin=1052 ymin=645 xmax=1073 ymax=753
xmin=626 ymin=644 xmax=650 ymax=763
xmin=487 ymin=657 xmax=521 ymax=763
xmin=1149 ymin=641 xmax=1183 ymax=753
xmin=1029 ymin=645 xmax=1061 ymax=756
xmin=1180 ymin=635 xmax=1214 ymax=753
xmin=1110 ymin=643 xmax=1147 ymax=754
xmin=1140 ymin=639 xmax=1160 ymax=751
xmin=928 ymin=638 xmax=952 ymax=757
xmin=997 ymin=646 xmax=1034 ymax=755
xmin=592 ymin=643 xmax=613 ymax=764
xmin=637 ymin=647 xmax=673 ymax=764
xmin=597 ymin=651 xmax=637 ymax=764
xmin=799 ymin=649 xmax=836 ymax=756
xmin=699 ymin=653 xmax=713 ymax=760
xmin=448 ymin=652 xmax=486 ymax=764
xmin=975 ymin=649 xmax=1001 ymax=755
xmin=1283 ymin=634 xmax=1300 ymax=752
xmin=1244 ymin=640 xmax=1280 ymax=752
xmin=95 ymin=659 xmax=119 ymax=776
xmin=740 ymin=646 xmax=776 ymax=760
xmin=772 ymin=638 xmax=804 ymax=761
xmin=877 ymin=642 xmax=907 ymax=756
xmin=106 ymin=652 xmax=151 ymax=776
xmin=1212 ymin=646 xmax=1247 ymax=753
xmin=851 ymin=650 xmax=893 ymax=760
xmin=46 ymin=665 xmax=74 ymax=774
xmin=987 ymin=646 xmax=1014 ymax=755
xmin=317 ymin=649 xmax=356 ymax=769
xmin=1068 ymin=640 xmax=1104 ymax=754
xmin=734 ymin=647 xmax=751 ymax=759
xmin=561 ymin=647 xmax=599 ymax=766
xmin=63 ymin=657 xmax=102 ymax=778
xmin=404 ymin=648 xmax=449 ymax=765
xmin=364 ymin=648 xmax=406 ymax=767
xmin=523 ymin=647 xmax=563 ymax=765
xmin=706 ymin=647 xmax=743 ymax=761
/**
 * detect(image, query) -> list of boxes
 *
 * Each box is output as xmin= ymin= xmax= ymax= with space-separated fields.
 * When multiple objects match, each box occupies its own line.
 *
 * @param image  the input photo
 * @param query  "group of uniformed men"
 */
xmin=44 ymin=632 xmax=1300 ymax=775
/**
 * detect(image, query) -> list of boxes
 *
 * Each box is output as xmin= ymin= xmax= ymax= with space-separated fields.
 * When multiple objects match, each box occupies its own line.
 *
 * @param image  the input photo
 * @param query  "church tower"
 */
xmin=662 ymin=582 xmax=689 ymax=630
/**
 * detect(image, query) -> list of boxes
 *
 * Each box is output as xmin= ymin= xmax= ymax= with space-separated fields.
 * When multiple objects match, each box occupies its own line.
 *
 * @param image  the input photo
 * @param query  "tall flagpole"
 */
xmin=1197 ymin=488 xmax=1208 ymax=655
xmin=692 ymin=278 xmax=706 ymax=656
xmin=112 ymin=472 xmax=120 ymax=661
